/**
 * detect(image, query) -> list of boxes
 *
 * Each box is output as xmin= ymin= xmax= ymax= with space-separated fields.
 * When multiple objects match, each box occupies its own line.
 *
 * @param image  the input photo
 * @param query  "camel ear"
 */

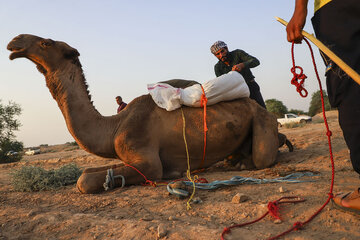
xmin=63 ymin=47 xmax=80 ymax=59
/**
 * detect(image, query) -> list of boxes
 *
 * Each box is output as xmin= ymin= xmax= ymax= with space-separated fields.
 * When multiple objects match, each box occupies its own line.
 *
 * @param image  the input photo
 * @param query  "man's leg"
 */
xmin=248 ymin=81 xmax=266 ymax=109
xmin=337 ymin=80 xmax=360 ymax=175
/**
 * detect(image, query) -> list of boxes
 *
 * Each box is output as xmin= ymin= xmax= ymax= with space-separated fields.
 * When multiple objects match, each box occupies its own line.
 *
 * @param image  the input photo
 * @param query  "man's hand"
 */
xmin=287 ymin=0 xmax=308 ymax=43
xmin=232 ymin=63 xmax=245 ymax=72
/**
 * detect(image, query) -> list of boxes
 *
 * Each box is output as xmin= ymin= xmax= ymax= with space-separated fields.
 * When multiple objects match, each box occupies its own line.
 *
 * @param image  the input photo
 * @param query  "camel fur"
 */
xmin=8 ymin=34 xmax=281 ymax=194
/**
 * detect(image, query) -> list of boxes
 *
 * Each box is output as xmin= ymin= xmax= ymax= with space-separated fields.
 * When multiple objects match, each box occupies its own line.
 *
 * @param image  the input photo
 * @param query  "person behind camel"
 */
xmin=116 ymin=96 xmax=127 ymax=113
xmin=287 ymin=0 xmax=360 ymax=214
xmin=210 ymin=41 xmax=266 ymax=108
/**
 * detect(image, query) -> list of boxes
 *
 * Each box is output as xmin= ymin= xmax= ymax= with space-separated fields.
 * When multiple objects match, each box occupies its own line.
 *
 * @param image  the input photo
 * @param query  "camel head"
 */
xmin=7 ymin=34 xmax=80 ymax=75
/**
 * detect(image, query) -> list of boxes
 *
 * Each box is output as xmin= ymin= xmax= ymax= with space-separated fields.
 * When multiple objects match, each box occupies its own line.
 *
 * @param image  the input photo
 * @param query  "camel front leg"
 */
xmin=251 ymin=107 xmax=279 ymax=169
xmin=76 ymin=155 xmax=163 ymax=194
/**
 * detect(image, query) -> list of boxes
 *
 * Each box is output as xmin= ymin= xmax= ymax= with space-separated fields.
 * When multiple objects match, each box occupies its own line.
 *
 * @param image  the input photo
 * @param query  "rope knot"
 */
xmin=144 ymin=180 xmax=157 ymax=187
xmin=290 ymin=66 xmax=308 ymax=97
xmin=328 ymin=192 xmax=334 ymax=199
xmin=293 ymin=221 xmax=303 ymax=230
xmin=200 ymin=92 xmax=208 ymax=107
xmin=223 ymin=227 xmax=231 ymax=234
xmin=195 ymin=177 xmax=208 ymax=183
xmin=267 ymin=201 xmax=281 ymax=219
xmin=326 ymin=130 xmax=332 ymax=137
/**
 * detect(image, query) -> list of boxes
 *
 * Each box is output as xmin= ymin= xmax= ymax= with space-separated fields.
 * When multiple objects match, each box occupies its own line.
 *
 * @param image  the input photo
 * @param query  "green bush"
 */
xmin=0 ymin=100 xmax=23 ymax=163
xmin=11 ymin=163 xmax=82 ymax=192
xmin=265 ymin=99 xmax=288 ymax=118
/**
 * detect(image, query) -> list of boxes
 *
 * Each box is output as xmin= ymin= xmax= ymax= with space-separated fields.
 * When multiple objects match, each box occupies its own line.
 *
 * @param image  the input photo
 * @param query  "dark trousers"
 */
xmin=312 ymin=0 xmax=360 ymax=175
xmin=248 ymin=80 xmax=266 ymax=109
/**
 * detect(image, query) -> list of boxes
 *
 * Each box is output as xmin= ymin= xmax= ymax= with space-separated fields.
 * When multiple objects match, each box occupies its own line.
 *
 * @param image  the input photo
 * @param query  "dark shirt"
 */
xmin=117 ymin=102 xmax=127 ymax=113
xmin=214 ymin=49 xmax=260 ymax=81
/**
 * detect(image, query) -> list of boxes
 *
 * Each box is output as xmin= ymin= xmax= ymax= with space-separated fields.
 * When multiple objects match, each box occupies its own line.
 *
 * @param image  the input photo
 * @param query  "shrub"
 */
xmin=11 ymin=163 xmax=82 ymax=192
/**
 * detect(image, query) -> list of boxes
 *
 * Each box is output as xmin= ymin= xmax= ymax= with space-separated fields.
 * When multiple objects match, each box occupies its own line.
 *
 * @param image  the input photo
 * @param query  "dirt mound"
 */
xmin=0 ymin=110 xmax=359 ymax=240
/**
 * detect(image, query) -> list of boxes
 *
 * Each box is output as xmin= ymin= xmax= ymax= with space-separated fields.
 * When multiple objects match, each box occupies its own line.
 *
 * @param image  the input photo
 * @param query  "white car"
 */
xmin=6 ymin=151 xmax=18 ymax=156
xmin=277 ymin=113 xmax=312 ymax=127
xmin=24 ymin=149 xmax=41 ymax=156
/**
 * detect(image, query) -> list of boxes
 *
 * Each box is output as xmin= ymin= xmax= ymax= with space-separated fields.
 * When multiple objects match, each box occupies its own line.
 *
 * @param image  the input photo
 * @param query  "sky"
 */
xmin=0 ymin=0 xmax=326 ymax=147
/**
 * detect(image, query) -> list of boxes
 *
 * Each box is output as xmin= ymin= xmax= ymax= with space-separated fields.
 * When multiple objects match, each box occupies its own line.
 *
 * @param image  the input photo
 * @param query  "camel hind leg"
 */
xmin=251 ymin=107 xmax=279 ymax=169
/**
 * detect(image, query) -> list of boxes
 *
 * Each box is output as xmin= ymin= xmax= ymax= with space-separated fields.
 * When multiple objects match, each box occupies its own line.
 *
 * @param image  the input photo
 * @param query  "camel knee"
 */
xmin=253 ymin=154 xmax=277 ymax=169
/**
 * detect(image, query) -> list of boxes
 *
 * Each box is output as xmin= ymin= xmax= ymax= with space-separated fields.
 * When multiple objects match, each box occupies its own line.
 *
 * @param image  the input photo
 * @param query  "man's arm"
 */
xmin=236 ymin=50 xmax=260 ymax=69
xmin=214 ymin=64 xmax=221 ymax=77
xmin=287 ymin=0 xmax=309 ymax=43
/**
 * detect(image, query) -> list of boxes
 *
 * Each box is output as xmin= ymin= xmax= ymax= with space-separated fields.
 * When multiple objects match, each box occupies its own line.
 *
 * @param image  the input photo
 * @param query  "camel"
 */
xmin=7 ymin=34 xmax=281 ymax=194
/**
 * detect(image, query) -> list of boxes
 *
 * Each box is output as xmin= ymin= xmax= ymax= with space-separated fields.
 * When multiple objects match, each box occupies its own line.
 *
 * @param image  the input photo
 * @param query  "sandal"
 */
xmin=331 ymin=188 xmax=360 ymax=216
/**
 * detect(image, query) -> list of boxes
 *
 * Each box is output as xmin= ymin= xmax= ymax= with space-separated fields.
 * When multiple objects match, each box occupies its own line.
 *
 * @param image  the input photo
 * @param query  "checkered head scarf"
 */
xmin=210 ymin=41 xmax=227 ymax=54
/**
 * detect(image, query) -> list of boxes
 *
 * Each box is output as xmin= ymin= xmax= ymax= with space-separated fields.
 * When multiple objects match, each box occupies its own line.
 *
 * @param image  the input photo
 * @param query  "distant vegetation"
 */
xmin=66 ymin=141 xmax=78 ymax=146
xmin=308 ymin=90 xmax=332 ymax=116
xmin=0 ymin=100 xmax=23 ymax=163
xmin=265 ymin=99 xmax=288 ymax=118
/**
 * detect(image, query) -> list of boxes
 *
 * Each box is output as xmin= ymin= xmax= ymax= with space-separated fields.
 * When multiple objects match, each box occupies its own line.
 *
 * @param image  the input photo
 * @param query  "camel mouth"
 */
xmin=7 ymin=47 xmax=26 ymax=60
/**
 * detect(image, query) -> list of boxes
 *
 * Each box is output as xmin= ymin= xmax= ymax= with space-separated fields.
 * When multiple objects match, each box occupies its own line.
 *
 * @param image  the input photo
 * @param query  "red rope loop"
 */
xmin=290 ymin=41 xmax=310 ymax=97
xmin=267 ymin=201 xmax=281 ymax=219
xmin=326 ymin=130 xmax=332 ymax=137
xmin=290 ymin=66 xmax=308 ymax=97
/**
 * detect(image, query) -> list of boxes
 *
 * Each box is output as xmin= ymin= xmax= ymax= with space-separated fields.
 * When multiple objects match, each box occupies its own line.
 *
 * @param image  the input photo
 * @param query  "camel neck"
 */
xmin=45 ymin=63 xmax=118 ymax=158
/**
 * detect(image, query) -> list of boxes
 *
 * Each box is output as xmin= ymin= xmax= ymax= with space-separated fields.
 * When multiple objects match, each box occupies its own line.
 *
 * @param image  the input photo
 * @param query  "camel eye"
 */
xmin=40 ymin=40 xmax=52 ymax=47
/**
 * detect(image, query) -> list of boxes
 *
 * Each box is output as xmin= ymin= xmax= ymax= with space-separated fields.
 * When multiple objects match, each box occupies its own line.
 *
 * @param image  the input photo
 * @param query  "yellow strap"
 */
xmin=314 ymin=0 xmax=332 ymax=12
xmin=180 ymin=107 xmax=197 ymax=210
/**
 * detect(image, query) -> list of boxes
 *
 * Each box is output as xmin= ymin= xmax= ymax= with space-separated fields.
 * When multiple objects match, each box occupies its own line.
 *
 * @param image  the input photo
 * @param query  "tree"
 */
xmin=288 ymin=109 xmax=308 ymax=116
xmin=308 ymin=90 xmax=331 ymax=117
xmin=0 ymin=100 xmax=23 ymax=163
xmin=265 ymin=99 xmax=288 ymax=118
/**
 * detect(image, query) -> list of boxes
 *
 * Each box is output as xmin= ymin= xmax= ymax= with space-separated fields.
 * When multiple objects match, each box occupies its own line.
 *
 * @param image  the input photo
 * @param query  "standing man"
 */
xmin=287 ymin=0 xmax=360 ymax=214
xmin=116 ymin=96 xmax=127 ymax=113
xmin=210 ymin=41 xmax=266 ymax=108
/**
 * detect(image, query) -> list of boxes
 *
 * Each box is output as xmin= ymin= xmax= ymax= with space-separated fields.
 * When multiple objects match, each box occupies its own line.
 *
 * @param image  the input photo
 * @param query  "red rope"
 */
xmin=221 ymin=38 xmax=335 ymax=240
xmin=220 ymin=197 xmax=305 ymax=240
xmin=122 ymin=163 xmax=157 ymax=187
xmin=200 ymin=85 xmax=208 ymax=168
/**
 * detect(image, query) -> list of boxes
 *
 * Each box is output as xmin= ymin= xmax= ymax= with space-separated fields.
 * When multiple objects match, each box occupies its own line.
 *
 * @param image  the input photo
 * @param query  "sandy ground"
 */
xmin=0 ymin=110 xmax=359 ymax=240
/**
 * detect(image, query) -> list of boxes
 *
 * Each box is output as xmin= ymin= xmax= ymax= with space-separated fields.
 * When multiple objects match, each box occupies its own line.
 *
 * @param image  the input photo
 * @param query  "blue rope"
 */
xmin=167 ymin=172 xmax=316 ymax=198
